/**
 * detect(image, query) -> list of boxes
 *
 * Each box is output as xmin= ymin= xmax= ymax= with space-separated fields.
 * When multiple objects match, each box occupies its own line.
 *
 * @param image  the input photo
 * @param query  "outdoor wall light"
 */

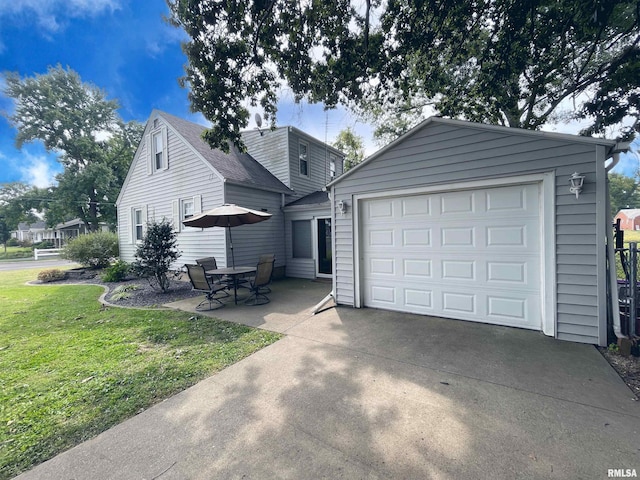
xmin=337 ymin=200 xmax=348 ymax=214
xmin=569 ymin=172 xmax=585 ymax=199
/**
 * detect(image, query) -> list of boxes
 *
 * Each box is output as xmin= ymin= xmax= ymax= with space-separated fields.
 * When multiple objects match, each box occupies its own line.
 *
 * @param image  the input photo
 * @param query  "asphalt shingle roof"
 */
xmin=157 ymin=111 xmax=292 ymax=195
xmin=285 ymin=190 xmax=329 ymax=207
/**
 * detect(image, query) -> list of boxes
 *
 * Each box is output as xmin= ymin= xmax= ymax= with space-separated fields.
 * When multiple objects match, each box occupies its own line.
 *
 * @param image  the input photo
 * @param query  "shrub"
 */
xmin=110 ymin=284 xmax=140 ymax=301
xmin=37 ymin=269 xmax=67 ymax=283
xmin=101 ymin=260 xmax=130 ymax=283
xmin=33 ymin=240 xmax=54 ymax=249
xmin=6 ymin=238 xmax=19 ymax=247
xmin=61 ymin=232 xmax=118 ymax=268
xmin=130 ymin=220 xmax=181 ymax=292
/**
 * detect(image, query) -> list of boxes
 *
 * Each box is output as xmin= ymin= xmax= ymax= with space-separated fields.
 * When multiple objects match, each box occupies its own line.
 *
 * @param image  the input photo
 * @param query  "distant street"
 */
xmin=0 ymin=258 xmax=78 ymax=272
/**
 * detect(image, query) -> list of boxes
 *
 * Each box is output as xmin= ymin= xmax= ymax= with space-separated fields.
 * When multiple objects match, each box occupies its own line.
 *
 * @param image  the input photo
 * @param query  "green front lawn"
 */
xmin=0 ymin=246 xmax=33 ymax=260
xmin=0 ymin=269 xmax=282 ymax=479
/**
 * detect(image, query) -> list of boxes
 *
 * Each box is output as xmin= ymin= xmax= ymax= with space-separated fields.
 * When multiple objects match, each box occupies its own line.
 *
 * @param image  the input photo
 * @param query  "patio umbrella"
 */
xmin=182 ymin=203 xmax=272 ymax=268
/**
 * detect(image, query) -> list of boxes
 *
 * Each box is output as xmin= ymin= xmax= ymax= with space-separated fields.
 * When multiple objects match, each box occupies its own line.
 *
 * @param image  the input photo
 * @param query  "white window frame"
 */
xmin=172 ymin=195 xmax=201 ymax=232
xmin=147 ymin=125 xmax=168 ymax=174
xmin=299 ymin=141 xmax=309 ymax=177
xmin=329 ymin=153 xmax=337 ymax=178
xmin=131 ymin=206 xmax=146 ymax=243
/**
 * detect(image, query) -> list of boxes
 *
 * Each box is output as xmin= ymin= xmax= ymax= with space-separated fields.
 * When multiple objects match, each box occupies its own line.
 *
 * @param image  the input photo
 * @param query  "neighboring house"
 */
xmin=327 ymin=117 xmax=628 ymax=347
xmin=12 ymin=221 xmax=51 ymax=244
xmin=11 ymin=219 xmax=99 ymax=246
xmin=116 ymin=111 xmax=344 ymax=278
xmin=614 ymin=209 xmax=640 ymax=230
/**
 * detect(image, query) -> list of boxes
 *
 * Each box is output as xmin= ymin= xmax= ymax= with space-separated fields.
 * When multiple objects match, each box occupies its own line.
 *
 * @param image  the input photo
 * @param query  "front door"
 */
xmin=316 ymin=217 xmax=332 ymax=277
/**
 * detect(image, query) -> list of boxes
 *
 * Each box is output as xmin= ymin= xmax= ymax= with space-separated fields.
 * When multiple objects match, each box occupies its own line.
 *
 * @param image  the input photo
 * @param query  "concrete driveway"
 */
xmin=17 ymin=279 xmax=640 ymax=479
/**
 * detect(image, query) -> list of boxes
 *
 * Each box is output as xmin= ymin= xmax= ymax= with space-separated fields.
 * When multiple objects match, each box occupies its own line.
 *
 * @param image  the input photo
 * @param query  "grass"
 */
xmin=0 ymin=268 xmax=282 ymax=479
xmin=0 ymin=246 xmax=33 ymax=261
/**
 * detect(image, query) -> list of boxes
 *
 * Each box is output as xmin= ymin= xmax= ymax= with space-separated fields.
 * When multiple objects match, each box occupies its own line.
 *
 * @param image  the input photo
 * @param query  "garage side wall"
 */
xmin=333 ymin=122 xmax=602 ymax=344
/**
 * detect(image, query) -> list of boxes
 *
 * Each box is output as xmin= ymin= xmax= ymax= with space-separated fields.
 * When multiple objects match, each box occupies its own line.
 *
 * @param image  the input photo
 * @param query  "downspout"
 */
xmin=312 ymin=186 xmax=335 ymax=314
xmin=606 ymin=143 xmax=631 ymax=339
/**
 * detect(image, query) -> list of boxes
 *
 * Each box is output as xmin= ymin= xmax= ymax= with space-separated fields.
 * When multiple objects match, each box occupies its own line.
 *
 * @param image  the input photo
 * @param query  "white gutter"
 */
xmin=606 ymin=142 xmax=632 ymax=339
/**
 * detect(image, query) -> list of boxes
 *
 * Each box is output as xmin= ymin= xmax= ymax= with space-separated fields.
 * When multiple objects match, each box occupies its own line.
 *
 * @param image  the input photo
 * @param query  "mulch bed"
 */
xmin=43 ymin=269 xmax=201 ymax=308
xmin=598 ymin=347 xmax=640 ymax=398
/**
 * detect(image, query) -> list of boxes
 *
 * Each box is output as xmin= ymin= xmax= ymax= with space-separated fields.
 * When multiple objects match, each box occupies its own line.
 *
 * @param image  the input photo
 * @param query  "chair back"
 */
xmin=196 ymin=257 xmax=218 ymax=271
xmin=254 ymin=258 xmax=274 ymax=288
xmin=258 ymin=253 xmax=275 ymax=264
xmin=186 ymin=264 xmax=211 ymax=291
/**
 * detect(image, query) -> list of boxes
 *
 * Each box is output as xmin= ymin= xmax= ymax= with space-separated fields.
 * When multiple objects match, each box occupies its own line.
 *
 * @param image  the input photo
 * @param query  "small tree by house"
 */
xmin=131 ymin=220 xmax=181 ymax=293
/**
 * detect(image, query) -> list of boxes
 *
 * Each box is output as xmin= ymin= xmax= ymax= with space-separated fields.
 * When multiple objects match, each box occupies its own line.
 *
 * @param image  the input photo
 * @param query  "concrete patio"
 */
xmin=17 ymin=278 xmax=640 ymax=479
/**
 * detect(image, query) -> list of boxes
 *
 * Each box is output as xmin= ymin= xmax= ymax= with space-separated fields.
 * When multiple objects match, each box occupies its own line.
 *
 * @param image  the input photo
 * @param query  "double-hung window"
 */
xmin=329 ymin=153 xmax=337 ymax=178
xmin=153 ymin=131 xmax=164 ymax=170
xmin=181 ymin=198 xmax=194 ymax=220
xmin=148 ymin=125 xmax=168 ymax=173
xmin=132 ymin=207 xmax=145 ymax=243
xmin=299 ymin=141 xmax=309 ymax=177
xmin=172 ymin=195 xmax=201 ymax=232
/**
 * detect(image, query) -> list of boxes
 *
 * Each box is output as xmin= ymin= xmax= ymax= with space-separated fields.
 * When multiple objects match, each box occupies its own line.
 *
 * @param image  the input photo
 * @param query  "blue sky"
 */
xmin=0 ymin=0 xmax=375 ymax=188
xmin=0 ymin=0 xmax=637 ymax=188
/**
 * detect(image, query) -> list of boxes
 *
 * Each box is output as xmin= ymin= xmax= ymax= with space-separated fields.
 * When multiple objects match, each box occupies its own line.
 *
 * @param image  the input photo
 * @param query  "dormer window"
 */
xmin=299 ymin=141 xmax=309 ymax=177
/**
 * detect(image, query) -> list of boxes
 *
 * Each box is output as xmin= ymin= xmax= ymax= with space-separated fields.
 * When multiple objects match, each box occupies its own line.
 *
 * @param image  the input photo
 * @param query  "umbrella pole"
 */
xmin=228 ymin=226 xmax=235 ymax=269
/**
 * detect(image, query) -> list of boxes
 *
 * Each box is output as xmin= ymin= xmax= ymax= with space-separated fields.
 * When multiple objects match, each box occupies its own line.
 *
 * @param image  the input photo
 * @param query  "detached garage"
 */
xmin=327 ymin=117 xmax=627 ymax=346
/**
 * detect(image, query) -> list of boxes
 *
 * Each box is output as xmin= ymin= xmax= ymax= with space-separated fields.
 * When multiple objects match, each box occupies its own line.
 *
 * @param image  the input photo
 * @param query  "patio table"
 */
xmin=206 ymin=266 xmax=256 ymax=305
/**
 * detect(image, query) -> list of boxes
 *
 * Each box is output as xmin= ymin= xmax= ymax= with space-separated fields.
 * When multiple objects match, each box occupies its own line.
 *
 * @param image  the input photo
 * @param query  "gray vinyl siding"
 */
xmin=284 ymin=205 xmax=332 ymax=279
xmin=117 ymin=117 xmax=225 ymax=267
xmin=288 ymin=130 xmax=343 ymax=198
xmin=224 ymin=184 xmax=285 ymax=269
xmin=332 ymin=121 xmax=608 ymax=345
xmin=243 ymin=128 xmax=291 ymax=188
xmin=243 ymin=126 xmax=344 ymax=199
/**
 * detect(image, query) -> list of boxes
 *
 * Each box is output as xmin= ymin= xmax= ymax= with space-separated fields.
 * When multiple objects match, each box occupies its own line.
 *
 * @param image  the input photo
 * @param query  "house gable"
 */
xmin=243 ymin=126 xmax=344 ymax=200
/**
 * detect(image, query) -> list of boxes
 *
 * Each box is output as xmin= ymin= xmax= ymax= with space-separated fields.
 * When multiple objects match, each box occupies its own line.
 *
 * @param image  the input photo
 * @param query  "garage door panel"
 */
xmin=486 ymin=186 xmax=527 ymax=211
xmin=441 ymin=191 xmax=476 ymax=214
xmin=361 ymin=183 xmax=542 ymax=330
xmin=402 ymin=196 xmax=431 ymax=216
xmin=402 ymin=228 xmax=431 ymax=246
xmin=487 ymin=261 xmax=526 ymax=283
xmin=442 ymin=260 xmax=476 ymax=280
xmin=442 ymin=292 xmax=476 ymax=314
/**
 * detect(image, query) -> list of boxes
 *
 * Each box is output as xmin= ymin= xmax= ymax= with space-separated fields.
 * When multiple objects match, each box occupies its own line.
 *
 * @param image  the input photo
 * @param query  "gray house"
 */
xmin=116 ymin=111 xmax=343 ymax=277
xmin=327 ymin=117 xmax=628 ymax=346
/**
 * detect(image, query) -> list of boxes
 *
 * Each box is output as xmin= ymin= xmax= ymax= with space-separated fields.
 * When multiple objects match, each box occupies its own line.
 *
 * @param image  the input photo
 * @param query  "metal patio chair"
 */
xmin=186 ymin=264 xmax=227 ymax=310
xmin=244 ymin=257 xmax=275 ymax=306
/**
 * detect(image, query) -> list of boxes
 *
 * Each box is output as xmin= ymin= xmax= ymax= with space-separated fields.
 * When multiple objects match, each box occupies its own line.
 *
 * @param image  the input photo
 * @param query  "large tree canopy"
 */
xmin=3 ymin=66 xmax=143 ymax=231
xmin=332 ymin=127 xmax=365 ymax=171
xmin=168 ymin=0 xmax=640 ymax=149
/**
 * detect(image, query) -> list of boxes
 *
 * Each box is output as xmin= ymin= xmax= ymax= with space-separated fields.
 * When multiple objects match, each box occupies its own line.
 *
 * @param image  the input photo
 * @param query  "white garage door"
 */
xmin=360 ymin=183 xmax=542 ymax=330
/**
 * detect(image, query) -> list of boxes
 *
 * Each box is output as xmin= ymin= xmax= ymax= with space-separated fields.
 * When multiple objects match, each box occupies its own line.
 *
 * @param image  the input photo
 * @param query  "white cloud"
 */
xmin=0 ymin=0 xmax=120 ymax=33
xmin=18 ymin=153 xmax=60 ymax=188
